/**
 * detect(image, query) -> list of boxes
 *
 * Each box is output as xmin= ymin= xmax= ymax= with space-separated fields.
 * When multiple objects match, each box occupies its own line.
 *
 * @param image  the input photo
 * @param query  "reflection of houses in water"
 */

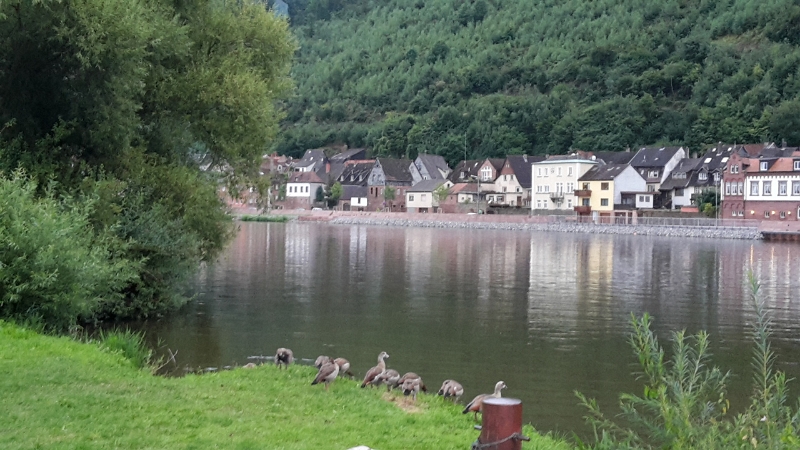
xmin=748 ymin=243 xmax=800 ymax=316
xmin=527 ymin=235 xmax=581 ymax=333
xmin=284 ymin=224 xmax=316 ymax=303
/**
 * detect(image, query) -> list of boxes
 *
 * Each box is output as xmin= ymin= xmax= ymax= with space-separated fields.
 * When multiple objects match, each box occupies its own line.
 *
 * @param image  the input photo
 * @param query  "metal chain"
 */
xmin=471 ymin=432 xmax=528 ymax=449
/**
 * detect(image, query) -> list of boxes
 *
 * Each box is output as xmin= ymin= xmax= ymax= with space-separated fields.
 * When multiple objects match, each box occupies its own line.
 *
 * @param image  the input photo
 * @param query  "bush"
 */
xmin=576 ymin=274 xmax=800 ymax=449
xmin=0 ymin=172 xmax=137 ymax=332
xmin=97 ymin=328 xmax=152 ymax=370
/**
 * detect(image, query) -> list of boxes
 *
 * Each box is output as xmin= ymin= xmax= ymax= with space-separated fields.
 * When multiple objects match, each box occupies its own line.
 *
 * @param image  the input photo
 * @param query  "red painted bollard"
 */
xmin=472 ymin=398 xmax=530 ymax=450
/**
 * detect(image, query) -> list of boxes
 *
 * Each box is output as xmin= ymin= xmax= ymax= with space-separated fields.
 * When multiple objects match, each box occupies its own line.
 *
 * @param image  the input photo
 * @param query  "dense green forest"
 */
xmin=275 ymin=0 xmax=800 ymax=166
xmin=0 ymin=0 xmax=293 ymax=330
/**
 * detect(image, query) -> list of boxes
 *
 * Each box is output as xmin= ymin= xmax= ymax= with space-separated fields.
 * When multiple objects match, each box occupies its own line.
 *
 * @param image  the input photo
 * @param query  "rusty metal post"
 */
xmin=473 ymin=398 xmax=529 ymax=450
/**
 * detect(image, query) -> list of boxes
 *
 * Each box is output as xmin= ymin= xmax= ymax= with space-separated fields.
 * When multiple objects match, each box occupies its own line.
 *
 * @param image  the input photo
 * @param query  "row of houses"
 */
xmin=256 ymin=142 xmax=800 ymax=222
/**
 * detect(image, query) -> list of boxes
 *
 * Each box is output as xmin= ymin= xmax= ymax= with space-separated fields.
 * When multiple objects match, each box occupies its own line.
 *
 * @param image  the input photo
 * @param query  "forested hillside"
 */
xmin=276 ymin=0 xmax=800 ymax=166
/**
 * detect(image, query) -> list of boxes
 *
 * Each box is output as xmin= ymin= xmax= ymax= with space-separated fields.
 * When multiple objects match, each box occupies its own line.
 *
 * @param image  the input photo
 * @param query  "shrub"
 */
xmin=0 ymin=171 xmax=137 ymax=332
xmin=97 ymin=328 xmax=152 ymax=369
xmin=576 ymin=274 xmax=800 ymax=449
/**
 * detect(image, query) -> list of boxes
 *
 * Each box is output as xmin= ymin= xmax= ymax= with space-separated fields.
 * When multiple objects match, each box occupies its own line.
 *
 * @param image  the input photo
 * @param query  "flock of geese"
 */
xmin=274 ymin=348 xmax=507 ymax=420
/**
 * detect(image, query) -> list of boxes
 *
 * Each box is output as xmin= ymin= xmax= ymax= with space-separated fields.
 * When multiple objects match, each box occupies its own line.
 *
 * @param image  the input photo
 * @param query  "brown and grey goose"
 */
xmin=398 ymin=372 xmax=427 ymax=393
xmin=360 ymin=351 xmax=389 ymax=388
xmin=437 ymin=379 xmax=464 ymax=402
xmin=334 ymin=357 xmax=354 ymax=378
xmin=314 ymin=355 xmax=332 ymax=369
xmin=274 ymin=348 xmax=294 ymax=369
xmin=311 ymin=358 xmax=340 ymax=391
xmin=376 ymin=369 xmax=401 ymax=392
xmin=463 ymin=381 xmax=506 ymax=420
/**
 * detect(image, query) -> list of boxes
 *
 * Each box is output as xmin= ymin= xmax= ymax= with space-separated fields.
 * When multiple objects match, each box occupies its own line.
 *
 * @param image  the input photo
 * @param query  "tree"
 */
xmin=432 ymin=184 xmax=450 ymax=204
xmin=327 ymin=181 xmax=343 ymax=208
xmin=315 ymin=186 xmax=325 ymax=203
xmin=0 ymin=0 xmax=294 ymax=322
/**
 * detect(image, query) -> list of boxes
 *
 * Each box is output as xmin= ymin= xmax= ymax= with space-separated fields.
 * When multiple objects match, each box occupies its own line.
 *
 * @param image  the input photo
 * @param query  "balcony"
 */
xmin=549 ymin=192 xmax=564 ymax=201
xmin=574 ymin=189 xmax=592 ymax=197
xmin=574 ymin=205 xmax=591 ymax=214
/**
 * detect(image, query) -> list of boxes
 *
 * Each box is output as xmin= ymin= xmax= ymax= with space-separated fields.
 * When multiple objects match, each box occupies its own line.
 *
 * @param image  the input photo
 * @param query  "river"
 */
xmin=136 ymin=221 xmax=800 ymax=436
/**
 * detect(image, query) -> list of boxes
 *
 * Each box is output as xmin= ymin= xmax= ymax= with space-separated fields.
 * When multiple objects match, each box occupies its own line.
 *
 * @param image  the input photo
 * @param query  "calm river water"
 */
xmin=137 ymin=221 xmax=800 ymax=436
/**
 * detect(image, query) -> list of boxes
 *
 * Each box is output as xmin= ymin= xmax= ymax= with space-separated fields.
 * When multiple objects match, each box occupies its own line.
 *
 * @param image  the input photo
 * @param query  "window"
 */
xmin=795 ymin=160 xmax=800 ymax=171
xmin=536 ymin=200 xmax=542 ymax=208
xmin=502 ymin=186 xmax=507 ymax=193
xmin=421 ymin=194 xmax=427 ymax=200
xmin=601 ymin=182 xmax=609 ymax=190
xmin=555 ymin=182 xmax=563 ymax=193
xmin=699 ymin=172 xmax=707 ymax=181
xmin=731 ymin=165 xmax=739 ymax=174
xmin=536 ymin=185 xmax=543 ymax=193
xmin=481 ymin=166 xmax=492 ymax=181
xmin=732 ymin=210 xmax=737 ymax=217
xmin=647 ymin=185 xmax=655 ymax=192
xmin=516 ymin=187 xmax=521 ymax=192
xmin=544 ymin=185 xmax=550 ymax=193
xmin=409 ymin=195 xmax=415 ymax=201
xmin=676 ymin=188 xmax=684 ymax=196
xmin=763 ymin=181 xmax=772 ymax=196
xmin=582 ymin=198 xmax=590 ymax=206
xmin=567 ymin=199 xmax=573 ymax=207
xmin=557 ymin=167 xmax=562 ymax=176
xmin=751 ymin=181 xmax=759 ymax=196
xmin=639 ymin=195 xmax=646 ymax=202
xmin=794 ymin=181 xmax=800 ymax=195
xmin=780 ymin=211 xmax=786 ymax=219
xmin=582 ymin=183 xmax=590 ymax=190
xmin=568 ymin=167 xmax=573 ymax=176
xmin=738 ymin=181 xmax=743 ymax=195
xmin=725 ymin=182 xmax=731 ymax=195
xmin=713 ymin=173 xmax=720 ymax=182
xmin=761 ymin=161 xmax=768 ymax=171
xmin=779 ymin=181 xmax=787 ymax=196
xmin=567 ymin=182 xmax=574 ymax=192
xmin=648 ymin=170 xmax=659 ymax=178
xmin=600 ymin=198 xmax=609 ymax=206
xmin=497 ymin=195 xmax=504 ymax=202
xmin=765 ymin=211 xmax=770 ymax=218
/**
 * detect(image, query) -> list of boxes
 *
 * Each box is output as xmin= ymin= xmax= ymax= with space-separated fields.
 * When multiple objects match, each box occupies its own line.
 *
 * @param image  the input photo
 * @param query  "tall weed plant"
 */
xmin=576 ymin=274 xmax=800 ymax=449
xmin=0 ymin=171 xmax=137 ymax=332
xmin=98 ymin=328 xmax=153 ymax=370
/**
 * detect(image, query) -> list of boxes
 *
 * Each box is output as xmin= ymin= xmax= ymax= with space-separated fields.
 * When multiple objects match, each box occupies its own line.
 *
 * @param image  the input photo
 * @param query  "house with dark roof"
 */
xmin=406 ymin=179 xmax=447 ymax=213
xmin=732 ymin=147 xmax=800 ymax=221
xmin=284 ymin=171 xmax=326 ymax=209
xmin=575 ymin=164 xmax=647 ymax=217
xmin=367 ymin=158 xmax=414 ymax=211
xmin=293 ymin=149 xmax=327 ymax=174
xmin=339 ymin=185 xmax=368 ymax=211
xmin=447 ymin=160 xmax=484 ymax=183
xmin=411 ymin=154 xmax=451 ymax=182
xmin=531 ymin=153 xmax=599 ymax=211
xmin=658 ymin=158 xmax=701 ymax=210
xmin=629 ymin=146 xmax=686 ymax=207
xmin=593 ymin=151 xmax=636 ymax=165
xmin=337 ymin=160 xmax=375 ymax=186
xmin=494 ymin=155 xmax=545 ymax=207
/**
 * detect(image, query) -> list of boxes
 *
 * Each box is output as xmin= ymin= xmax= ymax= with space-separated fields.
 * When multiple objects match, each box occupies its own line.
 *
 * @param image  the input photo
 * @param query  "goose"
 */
xmin=398 ymin=372 xmax=427 ymax=393
xmin=401 ymin=377 xmax=424 ymax=401
xmin=334 ymin=357 xmax=354 ymax=378
xmin=437 ymin=379 xmax=464 ymax=402
xmin=314 ymin=355 xmax=332 ymax=369
xmin=463 ymin=381 xmax=506 ymax=420
xmin=274 ymin=348 xmax=294 ymax=369
xmin=311 ymin=358 xmax=340 ymax=391
xmin=360 ymin=351 xmax=389 ymax=388
xmin=377 ymin=369 xmax=401 ymax=392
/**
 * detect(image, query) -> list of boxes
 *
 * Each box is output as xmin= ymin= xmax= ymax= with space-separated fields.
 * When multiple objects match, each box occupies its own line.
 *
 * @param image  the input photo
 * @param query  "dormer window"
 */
xmin=794 ymin=160 xmax=800 ymax=171
xmin=713 ymin=173 xmax=720 ymax=182
xmin=698 ymin=172 xmax=707 ymax=181
xmin=648 ymin=170 xmax=659 ymax=178
xmin=481 ymin=166 xmax=492 ymax=181
xmin=761 ymin=161 xmax=769 ymax=171
xmin=460 ymin=171 xmax=465 ymax=179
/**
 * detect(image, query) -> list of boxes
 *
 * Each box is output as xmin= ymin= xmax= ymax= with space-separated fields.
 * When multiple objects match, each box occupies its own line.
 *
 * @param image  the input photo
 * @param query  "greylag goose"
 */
xmin=437 ymin=379 xmax=464 ymax=402
xmin=311 ymin=358 xmax=340 ymax=391
xmin=377 ymin=369 xmax=401 ymax=392
xmin=360 ymin=351 xmax=389 ymax=388
xmin=274 ymin=348 xmax=294 ymax=369
xmin=314 ymin=355 xmax=332 ymax=369
xmin=334 ymin=357 xmax=354 ymax=378
xmin=463 ymin=381 xmax=506 ymax=420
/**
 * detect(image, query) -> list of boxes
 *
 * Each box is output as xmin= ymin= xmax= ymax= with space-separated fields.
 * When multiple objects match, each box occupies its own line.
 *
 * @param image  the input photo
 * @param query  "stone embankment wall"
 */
xmin=239 ymin=209 xmax=763 ymax=240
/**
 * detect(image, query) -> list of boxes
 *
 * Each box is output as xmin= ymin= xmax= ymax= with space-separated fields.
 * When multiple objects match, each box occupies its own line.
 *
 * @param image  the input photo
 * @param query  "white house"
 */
xmin=406 ymin=180 xmax=446 ymax=213
xmin=286 ymin=171 xmax=326 ymax=206
xmin=531 ymin=153 xmax=599 ymax=211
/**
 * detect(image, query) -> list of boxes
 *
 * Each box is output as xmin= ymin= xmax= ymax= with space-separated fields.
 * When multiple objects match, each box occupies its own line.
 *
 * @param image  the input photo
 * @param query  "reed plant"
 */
xmin=97 ymin=328 xmax=153 ymax=370
xmin=576 ymin=274 xmax=800 ymax=449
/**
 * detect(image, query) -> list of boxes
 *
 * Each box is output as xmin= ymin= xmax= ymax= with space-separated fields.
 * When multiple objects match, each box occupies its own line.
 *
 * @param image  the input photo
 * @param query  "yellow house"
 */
xmin=575 ymin=164 xmax=646 ymax=216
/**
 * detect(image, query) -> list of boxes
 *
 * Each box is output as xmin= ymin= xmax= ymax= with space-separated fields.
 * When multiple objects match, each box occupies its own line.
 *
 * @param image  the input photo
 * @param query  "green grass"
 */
xmin=0 ymin=322 xmax=572 ymax=449
xmin=238 ymin=214 xmax=290 ymax=222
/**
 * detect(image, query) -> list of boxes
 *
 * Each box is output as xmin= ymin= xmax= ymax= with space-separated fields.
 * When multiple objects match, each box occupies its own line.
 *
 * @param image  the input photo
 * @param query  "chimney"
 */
xmin=326 ymin=162 xmax=331 ymax=173
xmin=625 ymin=146 xmax=630 ymax=152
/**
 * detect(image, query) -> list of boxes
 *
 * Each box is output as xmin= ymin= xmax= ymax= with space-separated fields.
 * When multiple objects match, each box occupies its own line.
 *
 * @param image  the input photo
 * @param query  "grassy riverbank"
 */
xmin=0 ymin=322 xmax=571 ymax=449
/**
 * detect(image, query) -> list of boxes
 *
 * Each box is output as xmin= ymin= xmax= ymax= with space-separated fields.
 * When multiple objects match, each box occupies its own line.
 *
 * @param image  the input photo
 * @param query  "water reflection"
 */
xmin=138 ymin=222 xmax=800 ymax=436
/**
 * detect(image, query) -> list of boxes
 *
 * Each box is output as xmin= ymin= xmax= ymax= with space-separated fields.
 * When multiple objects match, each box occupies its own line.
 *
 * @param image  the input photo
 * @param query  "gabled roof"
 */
xmin=659 ymin=158 xmax=701 ymax=191
xmin=697 ymin=146 xmax=733 ymax=172
xmin=505 ymin=155 xmax=545 ymax=188
xmin=330 ymin=148 xmax=367 ymax=163
xmin=449 ymin=183 xmax=479 ymax=194
xmin=415 ymin=154 xmax=451 ymax=179
xmin=488 ymin=158 xmax=505 ymax=172
xmin=578 ymin=164 xmax=630 ymax=181
xmin=341 ymin=185 xmax=368 ymax=200
xmin=593 ymin=151 xmax=635 ymax=165
xmin=338 ymin=160 xmax=375 ymax=186
xmin=408 ymin=179 xmax=446 ymax=192
xmin=294 ymin=149 xmax=327 ymax=172
xmin=630 ymin=146 xmax=683 ymax=168
xmin=448 ymin=160 xmax=483 ymax=183
xmin=377 ymin=158 xmax=414 ymax=183
xmin=288 ymin=171 xmax=325 ymax=184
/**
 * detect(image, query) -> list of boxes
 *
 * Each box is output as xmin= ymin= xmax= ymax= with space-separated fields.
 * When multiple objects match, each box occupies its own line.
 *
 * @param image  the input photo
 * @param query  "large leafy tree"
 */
xmin=0 ymin=0 xmax=294 ymax=321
